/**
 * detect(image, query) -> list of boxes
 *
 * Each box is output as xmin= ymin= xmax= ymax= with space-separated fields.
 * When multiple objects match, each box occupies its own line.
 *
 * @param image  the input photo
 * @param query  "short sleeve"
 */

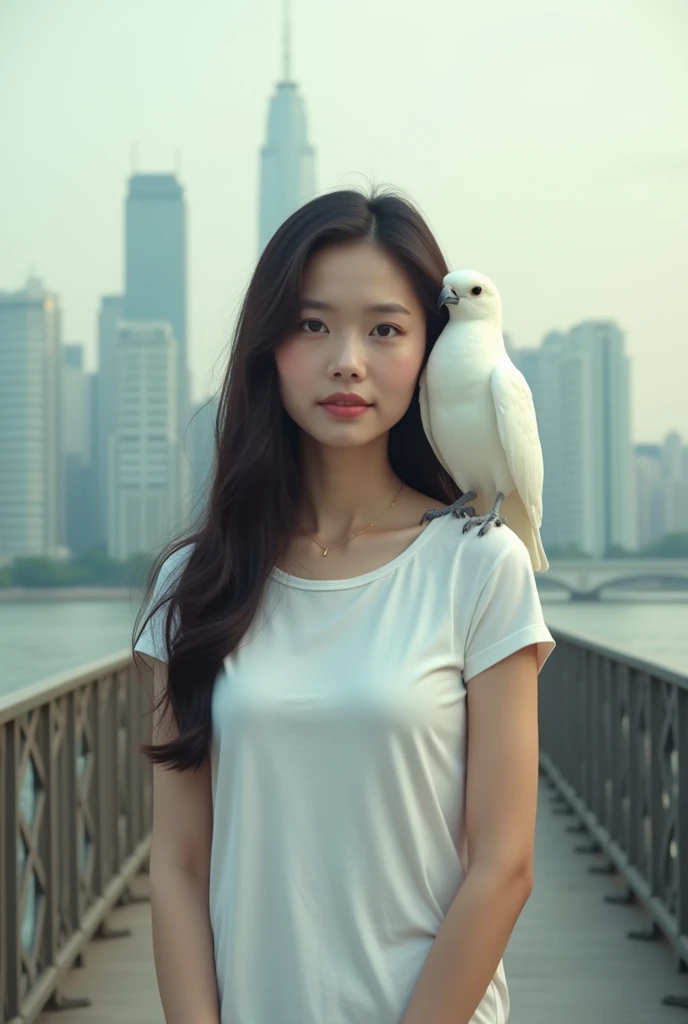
xmin=134 ymin=544 xmax=192 ymax=663
xmin=463 ymin=538 xmax=555 ymax=683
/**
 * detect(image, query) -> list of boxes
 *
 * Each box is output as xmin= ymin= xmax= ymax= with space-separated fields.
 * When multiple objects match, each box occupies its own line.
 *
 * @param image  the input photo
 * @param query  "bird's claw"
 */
xmin=421 ymin=491 xmax=477 ymax=524
xmin=463 ymin=513 xmax=503 ymax=536
xmin=420 ymin=507 xmax=447 ymax=523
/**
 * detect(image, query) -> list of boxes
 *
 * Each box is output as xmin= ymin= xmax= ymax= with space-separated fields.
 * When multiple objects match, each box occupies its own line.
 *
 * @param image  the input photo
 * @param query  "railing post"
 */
xmin=649 ymin=677 xmax=664 ymax=899
xmin=589 ymin=652 xmax=601 ymax=823
xmin=65 ymin=691 xmax=81 ymax=934
xmin=614 ymin=663 xmax=632 ymax=853
xmin=39 ymin=702 xmax=58 ymax=976
xmin=126 ymin=670 xmax=141 ymax=851
xmin=676 ymin=687 xmax=688 ymax=965
xmin=628 ymin=671 xmax=649 ymax=876
xmin=580 ymin=647 xmax=591 ymax=808
xmin=94 ymin=673 xmax=117 ymax=895
xmin=1 ymin=725 xmax=4 ymax=1022
xmin=601 ymin=656 xmax=614 ymax=837
xmin=4 ymin=720 xmax=20 ymax=1019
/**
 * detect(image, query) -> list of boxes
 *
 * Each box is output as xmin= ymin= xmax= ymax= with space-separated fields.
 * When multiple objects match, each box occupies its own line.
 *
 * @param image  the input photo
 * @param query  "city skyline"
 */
xmin=1 ymin=0 xmax=687 ymax=446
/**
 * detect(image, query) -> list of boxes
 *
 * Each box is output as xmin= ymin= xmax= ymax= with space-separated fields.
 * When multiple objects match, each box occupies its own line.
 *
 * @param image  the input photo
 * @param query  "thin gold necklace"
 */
xmin=303 ymin=482 xmax=405 ymax=556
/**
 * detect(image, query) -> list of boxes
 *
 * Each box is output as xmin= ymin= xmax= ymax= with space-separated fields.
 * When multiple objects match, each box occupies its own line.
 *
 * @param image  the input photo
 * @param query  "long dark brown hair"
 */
xmin=133 ymin=184 xmax=461 ymax=772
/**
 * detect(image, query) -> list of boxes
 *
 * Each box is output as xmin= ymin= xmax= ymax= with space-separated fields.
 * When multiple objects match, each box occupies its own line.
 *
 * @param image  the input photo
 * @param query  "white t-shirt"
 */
xmin=135 ymin=513 xmax=554 ymax=1024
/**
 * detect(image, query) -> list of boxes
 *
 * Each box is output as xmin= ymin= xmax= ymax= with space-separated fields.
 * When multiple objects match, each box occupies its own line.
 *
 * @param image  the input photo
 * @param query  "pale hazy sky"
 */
xmin=2 ymin=0 xmax=686 ymax=441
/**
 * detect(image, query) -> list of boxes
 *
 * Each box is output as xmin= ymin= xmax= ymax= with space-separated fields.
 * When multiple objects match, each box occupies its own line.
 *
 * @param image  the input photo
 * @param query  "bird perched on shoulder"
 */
xmin=418 ymin=269 xmax=549 ymax=573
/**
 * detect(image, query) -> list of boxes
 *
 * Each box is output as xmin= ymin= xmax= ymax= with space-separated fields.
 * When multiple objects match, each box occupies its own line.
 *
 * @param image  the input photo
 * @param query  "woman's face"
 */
xmin=275 ymin=241 xmax=427 ymax=449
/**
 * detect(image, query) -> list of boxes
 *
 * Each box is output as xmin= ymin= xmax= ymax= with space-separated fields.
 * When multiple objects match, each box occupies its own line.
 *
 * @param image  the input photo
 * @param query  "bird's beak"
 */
xmin=438 ymin=285 xmax=459 ymax=310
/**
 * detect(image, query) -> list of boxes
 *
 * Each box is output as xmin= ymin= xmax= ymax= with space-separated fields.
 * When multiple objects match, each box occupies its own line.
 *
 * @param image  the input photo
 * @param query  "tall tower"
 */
xmin=107 ymin=321 xmax=179 ymax=559
xmin=124 ymin=173 xmax=191 ymax=525
xmin=95 ymin=294 xmax=124 ymax=545
xmin=125 ymin=173 xmax=188 ymax=432
xmin=62 ymin=344 xmax=97 ymax=555
xmin=0 ymin=277 xmax=64 ymax=559
xmin=513 ymin=321 xmax=637 ymax=558
xmin=258 ymin=0 xmax=316 ymax=253
xmin=568 ymin=321 xmax=636 ymax=554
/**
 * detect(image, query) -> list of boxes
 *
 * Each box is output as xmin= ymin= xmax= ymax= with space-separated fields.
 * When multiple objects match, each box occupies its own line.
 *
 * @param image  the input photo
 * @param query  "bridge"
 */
xmin=2 ymin=635 xmax=688 ymax=1023
xmin=543 ymin=558 xmax=688 ymax=600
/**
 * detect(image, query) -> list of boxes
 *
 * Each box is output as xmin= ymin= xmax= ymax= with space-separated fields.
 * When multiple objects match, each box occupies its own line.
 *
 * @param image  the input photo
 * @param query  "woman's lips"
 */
xmin=319 ymin=402 xmax=371 ymax=418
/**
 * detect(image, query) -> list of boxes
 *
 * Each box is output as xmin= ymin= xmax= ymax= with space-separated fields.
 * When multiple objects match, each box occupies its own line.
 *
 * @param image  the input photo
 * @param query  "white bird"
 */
xmin=418 ymin=269 xmax=549 ymax=572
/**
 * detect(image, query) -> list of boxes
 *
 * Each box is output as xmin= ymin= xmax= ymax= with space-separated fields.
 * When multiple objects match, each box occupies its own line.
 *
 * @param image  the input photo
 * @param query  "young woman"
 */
xmin=133 ymin=186 xmax=554 ymax=1024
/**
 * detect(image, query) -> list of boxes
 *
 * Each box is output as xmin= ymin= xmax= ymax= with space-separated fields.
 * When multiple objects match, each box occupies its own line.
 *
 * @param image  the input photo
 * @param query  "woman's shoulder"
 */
xmin=427 ymin=510 xmax=532 ymax=582
xmin=154 ymin=540 xmax=196 ymax=597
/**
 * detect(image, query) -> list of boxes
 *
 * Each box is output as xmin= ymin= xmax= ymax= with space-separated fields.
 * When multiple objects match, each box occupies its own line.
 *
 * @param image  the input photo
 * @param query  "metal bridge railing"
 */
xmin=3 ymin=633 xmax=686 ymax=1018
xmin=0 ymin=653 xmax=152 ymax=1024
xmin=539 ymin=628 xmax=688 ymax=988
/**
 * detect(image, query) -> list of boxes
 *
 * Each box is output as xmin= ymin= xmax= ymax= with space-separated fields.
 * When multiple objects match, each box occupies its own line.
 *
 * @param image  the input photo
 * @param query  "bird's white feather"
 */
xmin=489 ymin=360 xmax=544 ymax=527
xmin=418 ymin=367 xmax=454 ymax=477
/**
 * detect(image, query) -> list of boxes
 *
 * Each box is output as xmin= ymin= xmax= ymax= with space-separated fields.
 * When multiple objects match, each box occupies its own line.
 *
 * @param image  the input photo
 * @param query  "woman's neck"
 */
xmin=296 ymin=434 xmax=402 ymax=539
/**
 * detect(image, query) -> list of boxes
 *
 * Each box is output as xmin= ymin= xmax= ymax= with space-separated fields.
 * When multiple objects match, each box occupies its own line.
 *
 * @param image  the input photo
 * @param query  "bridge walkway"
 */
xmin=37 ymin=780 xmax=688 ymax=1024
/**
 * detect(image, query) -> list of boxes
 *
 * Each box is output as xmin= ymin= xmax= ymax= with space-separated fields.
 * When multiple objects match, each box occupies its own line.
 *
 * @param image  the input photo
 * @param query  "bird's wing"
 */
xmin=490 ymin=359 xmax=544 ymax=527
xmin=418 ymin=366 xmax=454 ymax=477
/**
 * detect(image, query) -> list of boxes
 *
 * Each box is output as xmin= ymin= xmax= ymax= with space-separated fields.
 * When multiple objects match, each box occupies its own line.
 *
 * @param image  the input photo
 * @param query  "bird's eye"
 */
xmin=471 ymin=286 xmax=482 ymax=296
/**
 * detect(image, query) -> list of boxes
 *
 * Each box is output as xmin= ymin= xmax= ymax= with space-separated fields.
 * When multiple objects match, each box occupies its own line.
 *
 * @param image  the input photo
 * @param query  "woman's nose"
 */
xmin=329 ymin=333 xmax=367 ymax=376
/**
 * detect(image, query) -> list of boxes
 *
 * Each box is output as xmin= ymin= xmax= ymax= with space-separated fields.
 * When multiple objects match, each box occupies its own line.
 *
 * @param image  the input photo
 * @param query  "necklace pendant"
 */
xmin=322 ymin=548 xmax=328 ymax=556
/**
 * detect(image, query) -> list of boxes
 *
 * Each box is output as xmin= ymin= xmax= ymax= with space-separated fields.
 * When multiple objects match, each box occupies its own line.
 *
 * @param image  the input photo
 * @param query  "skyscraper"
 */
xmin=0 ymin=277 xmax=64 ymax=560
xmin=125 ymin=174 xmax=189 ymax=427
xmin=107 ymin=321 xmax=179 ymax=560
xmin=62 ymin=344 xmax=97 ymax=554
xmin=258 ymin=0 xmax=316 ymax=253
xmin=513 ymin=321 xmax=637 ymax=557
xmin=635 ymin=444 xmax=665 ymax=549
xmin=95 ymin=294 xmax=125 ymax=546
xmin=124 ymin=172 xmax=190 ymax=521
xmin=661 ymin=431 xmax=688 ymax=536
xmin=568 ymin=321 xmax=636 ymax=553
xmin=635 ymin=432 xmax=688 ymax=545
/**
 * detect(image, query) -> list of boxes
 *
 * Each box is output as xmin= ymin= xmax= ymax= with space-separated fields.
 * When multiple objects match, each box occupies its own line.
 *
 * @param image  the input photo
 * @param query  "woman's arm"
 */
xmin=145 ymin=657 xmax=220 ymax=1024
xmin=400 ymin=645 xmax=539 ymax=1024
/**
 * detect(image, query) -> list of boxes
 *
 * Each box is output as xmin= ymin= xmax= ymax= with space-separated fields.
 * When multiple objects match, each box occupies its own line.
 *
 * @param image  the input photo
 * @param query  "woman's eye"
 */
xmin=300 ymin=319 xmax=327 ymax=333
xmin=298 ymin=320 xmax=400 ymax=338
xmin=372 ymin=323 xmax=400 ymax=339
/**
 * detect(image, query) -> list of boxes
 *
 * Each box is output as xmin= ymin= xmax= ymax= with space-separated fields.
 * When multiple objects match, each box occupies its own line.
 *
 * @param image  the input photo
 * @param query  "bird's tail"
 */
xmin=501 ymin=492 xmax=549 ymax=573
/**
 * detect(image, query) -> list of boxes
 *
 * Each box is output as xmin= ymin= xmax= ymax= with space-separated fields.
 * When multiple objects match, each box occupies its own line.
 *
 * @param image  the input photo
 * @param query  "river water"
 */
xmin=1 ymin=591 xmax=686 ymax=700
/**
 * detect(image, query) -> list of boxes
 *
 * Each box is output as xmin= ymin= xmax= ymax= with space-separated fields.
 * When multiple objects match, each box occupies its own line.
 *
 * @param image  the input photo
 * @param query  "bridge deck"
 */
xmin=38 ymin=780 xmax=688 ymax=1024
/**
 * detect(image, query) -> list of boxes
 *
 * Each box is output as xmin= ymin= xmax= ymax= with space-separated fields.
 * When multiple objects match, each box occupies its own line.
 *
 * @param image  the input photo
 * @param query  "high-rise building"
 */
xmin=513 ymin=321 xmax=636 ymax=558
xmin=568 ymin=322 xmax=636 ymax=553
xmin=107 ymin=321 xmax=179 ymax=560
xmin=62 ymin=344 xmax=98 ymax=554
xmin=634 ymin=444 xmax=665 ymax=549
xmin=258 ymin=1 xmax=316 ymax=253
xmin=95 ymin=295 xmax=125 ymax=546
xmin=124 ymin=174 xmax=189 ymax=445
xmin=514 ymin=334 xmax=593 ymax=554
xmin=62 ymin=345 xmax=89 ymax=462
xmin=0 ymin=277 xmax=64 ymax=560
xmin=635 ymin=433 xmax=688 ymax=548
xmin=660 ymin=431 xmax=688 ymax=537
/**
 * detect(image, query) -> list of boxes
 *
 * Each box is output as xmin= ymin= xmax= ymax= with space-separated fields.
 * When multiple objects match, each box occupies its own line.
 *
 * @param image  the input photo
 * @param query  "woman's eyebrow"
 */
xmin=300 ymin=299 xmax=412 ymax=316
